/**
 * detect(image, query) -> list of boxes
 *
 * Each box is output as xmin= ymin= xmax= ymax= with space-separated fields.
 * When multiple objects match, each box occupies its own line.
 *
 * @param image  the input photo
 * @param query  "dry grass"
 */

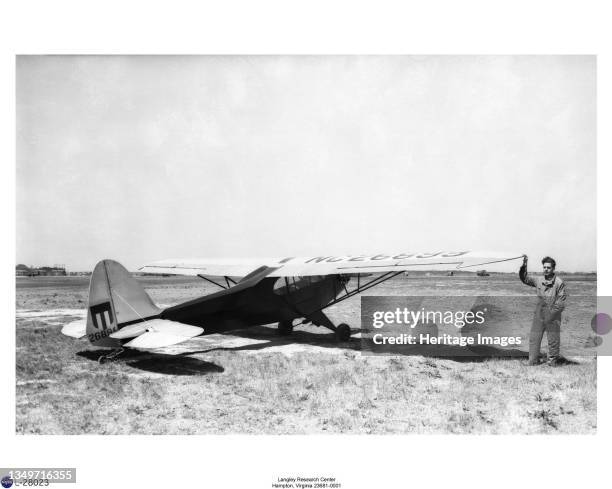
xmin=16 ymin=276 xmax=597 ymax=434
xmin=16 ymin=325 xmax=596 ymax=434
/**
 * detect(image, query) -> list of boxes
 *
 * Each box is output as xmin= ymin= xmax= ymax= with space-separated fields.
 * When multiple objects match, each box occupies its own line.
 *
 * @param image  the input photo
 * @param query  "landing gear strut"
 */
xmin=306 ymin=311 xmax=352 ymax=342
xmin=98 ymin=347 xmax=125 ymax=364
xmin=277 ymin=320 xmax=294 ymax=336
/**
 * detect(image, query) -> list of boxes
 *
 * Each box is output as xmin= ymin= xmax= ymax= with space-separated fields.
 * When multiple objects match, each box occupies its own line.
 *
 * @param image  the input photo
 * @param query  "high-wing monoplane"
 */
xmin=61 ymin=251 xmax=523 ymax=361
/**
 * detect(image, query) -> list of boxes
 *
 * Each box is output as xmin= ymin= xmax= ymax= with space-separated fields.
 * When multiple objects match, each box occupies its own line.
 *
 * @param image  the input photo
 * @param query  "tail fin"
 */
xmin=86 ymin=259 xmax=161 ymax=346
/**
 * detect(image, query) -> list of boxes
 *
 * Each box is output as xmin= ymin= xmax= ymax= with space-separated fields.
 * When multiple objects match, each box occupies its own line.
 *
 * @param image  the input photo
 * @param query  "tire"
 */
xmin=277 ymin=320 xmax=294 ymax=336
xmin=336 ymin=323 xmax=352 ymax=342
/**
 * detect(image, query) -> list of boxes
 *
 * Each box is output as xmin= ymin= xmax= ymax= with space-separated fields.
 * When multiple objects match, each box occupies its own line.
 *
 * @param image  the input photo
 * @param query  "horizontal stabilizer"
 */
xmin=109 ymin=323 xmax=148 ymax=339
xmin=120 ymin=319 xmax=203 ymax=349
xmin=61 ymin=319 xmax=87 ymax=338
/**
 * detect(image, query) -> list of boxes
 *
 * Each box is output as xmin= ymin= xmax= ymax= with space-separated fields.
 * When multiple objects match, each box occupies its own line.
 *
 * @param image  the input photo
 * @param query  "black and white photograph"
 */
xmin=3 ymin=2 xmax=611 ymax=488
xmin=15 ymin=54 xmax=596 ymax=435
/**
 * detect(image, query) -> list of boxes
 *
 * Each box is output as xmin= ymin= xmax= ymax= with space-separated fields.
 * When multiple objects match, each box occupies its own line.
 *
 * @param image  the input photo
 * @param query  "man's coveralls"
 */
xmin=519 ymin=266 xmax=567 ymax=364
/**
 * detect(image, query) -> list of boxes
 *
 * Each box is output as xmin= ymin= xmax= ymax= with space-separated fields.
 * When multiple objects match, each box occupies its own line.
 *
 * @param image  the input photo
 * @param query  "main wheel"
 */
xmin=335 ymin=323 xmax=352 ymax=342
xmin=277 ymin=320 xmax=294 ymax=336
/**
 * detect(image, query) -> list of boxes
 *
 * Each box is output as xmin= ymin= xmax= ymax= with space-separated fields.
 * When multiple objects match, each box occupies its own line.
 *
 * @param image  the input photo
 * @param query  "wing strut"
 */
xmin=324 ymin=271 xmax=404 ymax=310
xmin=196 ymin=275 xmax=238 ymax=290
xmin=294 ymin=271 xmax=405 ymax=328
xmin=197 ymin=274 xmax=228 ymax=289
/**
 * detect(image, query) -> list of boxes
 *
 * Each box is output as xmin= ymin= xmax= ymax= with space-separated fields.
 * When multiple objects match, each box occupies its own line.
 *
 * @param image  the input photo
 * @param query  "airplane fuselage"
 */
xmin=159 ymin=275 xmax=346 ymax=334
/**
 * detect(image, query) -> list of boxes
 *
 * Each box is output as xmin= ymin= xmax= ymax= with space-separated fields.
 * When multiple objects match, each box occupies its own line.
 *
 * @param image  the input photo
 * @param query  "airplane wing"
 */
xmin=139 ymin=251 xmax=524 ymax=278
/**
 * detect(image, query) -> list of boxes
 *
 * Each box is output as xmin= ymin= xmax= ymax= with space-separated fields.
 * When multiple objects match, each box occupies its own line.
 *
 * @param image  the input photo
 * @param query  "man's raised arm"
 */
xmin=519 ymin=255 xmax=536 ymax=287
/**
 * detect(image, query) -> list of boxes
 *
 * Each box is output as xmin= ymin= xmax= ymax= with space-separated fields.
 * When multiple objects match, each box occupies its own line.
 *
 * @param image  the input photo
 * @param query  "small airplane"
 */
xmin=61 ymin=251 xmax=523 ymax=362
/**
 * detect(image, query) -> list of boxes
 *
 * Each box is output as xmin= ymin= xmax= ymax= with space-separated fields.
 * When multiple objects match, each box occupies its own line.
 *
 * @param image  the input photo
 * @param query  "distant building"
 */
xmin=16 ymin=264 xmax=32 ymax=276
xmin=16 ymin=264 xmax=67 ymax=276
xmin=39 ymin=266 xmax=67 ymax=276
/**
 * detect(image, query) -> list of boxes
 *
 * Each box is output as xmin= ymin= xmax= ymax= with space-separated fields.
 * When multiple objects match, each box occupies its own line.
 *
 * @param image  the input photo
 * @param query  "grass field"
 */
xmin=16 ymin=274 xmax=597 ymax=434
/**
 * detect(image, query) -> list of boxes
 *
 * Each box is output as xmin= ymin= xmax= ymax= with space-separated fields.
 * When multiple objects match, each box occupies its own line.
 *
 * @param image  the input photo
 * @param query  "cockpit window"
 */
xmin=273 ymin=276 xmax=325 ymax=295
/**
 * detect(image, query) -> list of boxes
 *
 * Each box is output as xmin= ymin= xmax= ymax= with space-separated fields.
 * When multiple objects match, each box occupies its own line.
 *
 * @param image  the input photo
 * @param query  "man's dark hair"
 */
xmin=542 ymin=256 xmax=556 ymax=268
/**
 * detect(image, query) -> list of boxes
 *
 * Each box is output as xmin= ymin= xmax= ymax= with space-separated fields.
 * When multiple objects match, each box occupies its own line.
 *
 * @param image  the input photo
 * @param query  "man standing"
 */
xmin=519 ymin=256 xmax=567 ymax=365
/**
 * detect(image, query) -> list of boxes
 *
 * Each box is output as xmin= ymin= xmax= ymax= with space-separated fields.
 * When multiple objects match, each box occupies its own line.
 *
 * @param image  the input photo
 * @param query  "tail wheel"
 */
xmin=98 ymin=347 xmax=125 ymax=364
xmin=336 ymin=323 xmax=352 ymax=341
xmin=277 ymin=320 xmax=294 ymax=336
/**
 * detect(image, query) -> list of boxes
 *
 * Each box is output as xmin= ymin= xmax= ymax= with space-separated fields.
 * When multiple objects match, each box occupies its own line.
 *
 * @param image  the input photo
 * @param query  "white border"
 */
xmin=3 ymin=1 xmax=610 ymax=488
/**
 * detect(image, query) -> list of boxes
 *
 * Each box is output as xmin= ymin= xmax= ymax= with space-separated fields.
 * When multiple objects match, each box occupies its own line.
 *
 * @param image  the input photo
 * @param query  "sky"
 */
xmin=16 ymin=55 xmax=596 ymax=272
